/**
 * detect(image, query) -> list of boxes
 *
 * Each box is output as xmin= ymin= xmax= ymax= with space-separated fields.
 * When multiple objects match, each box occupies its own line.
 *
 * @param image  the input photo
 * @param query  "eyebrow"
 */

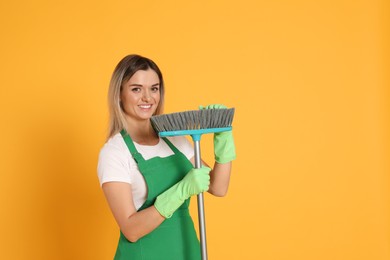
xmin=129 ymin=83 xmax=160 ymax=87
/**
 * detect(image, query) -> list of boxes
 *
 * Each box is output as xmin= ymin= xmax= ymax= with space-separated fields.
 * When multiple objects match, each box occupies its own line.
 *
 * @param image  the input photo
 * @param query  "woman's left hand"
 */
xmin=199 ymin=104 xmax=236 ymax=163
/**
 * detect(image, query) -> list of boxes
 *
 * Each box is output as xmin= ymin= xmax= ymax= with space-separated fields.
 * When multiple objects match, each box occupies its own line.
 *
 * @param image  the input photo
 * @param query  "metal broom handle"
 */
xmin=194 ymin=140 xmax=208 ymax=260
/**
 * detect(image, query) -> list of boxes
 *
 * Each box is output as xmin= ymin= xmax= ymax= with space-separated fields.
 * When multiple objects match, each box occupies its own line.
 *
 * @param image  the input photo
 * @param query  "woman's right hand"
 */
xmin=180 ymin=167 xmax=211 ymax=197
xmin=154 ymin=167 xmax=211 ymax=218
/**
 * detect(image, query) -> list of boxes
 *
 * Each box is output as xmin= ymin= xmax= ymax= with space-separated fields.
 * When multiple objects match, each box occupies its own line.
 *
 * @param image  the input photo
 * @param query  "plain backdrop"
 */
xmin=0 ymin=0 xmax=389 ymax=259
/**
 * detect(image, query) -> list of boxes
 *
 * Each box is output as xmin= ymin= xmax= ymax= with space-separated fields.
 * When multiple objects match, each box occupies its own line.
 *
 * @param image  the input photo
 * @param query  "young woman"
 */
xmin=97 ymin=54 xmax=236 ymax=259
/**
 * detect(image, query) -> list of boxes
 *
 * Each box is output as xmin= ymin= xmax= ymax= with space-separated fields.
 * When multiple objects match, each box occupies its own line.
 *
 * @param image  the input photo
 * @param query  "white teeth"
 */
xmin=139 ymin=105 xmax=152 ymax=109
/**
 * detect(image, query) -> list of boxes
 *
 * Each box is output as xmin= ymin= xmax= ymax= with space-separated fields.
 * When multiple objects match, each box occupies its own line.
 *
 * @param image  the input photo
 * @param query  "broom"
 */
xmin=151 ymin=108 xmax=235 ymax=260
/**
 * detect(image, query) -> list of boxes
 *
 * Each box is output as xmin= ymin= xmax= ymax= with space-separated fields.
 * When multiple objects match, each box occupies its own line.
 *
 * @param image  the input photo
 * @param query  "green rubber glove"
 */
xmin=199 ymin=104 xmax=237 ymax=163
xmin=154 ymin=166 xmax=211 ymax=218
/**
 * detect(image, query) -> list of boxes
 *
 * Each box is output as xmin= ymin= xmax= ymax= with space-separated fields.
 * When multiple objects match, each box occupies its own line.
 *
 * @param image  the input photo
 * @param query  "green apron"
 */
xmin=114 ymin=130 xmax=201 ymax=260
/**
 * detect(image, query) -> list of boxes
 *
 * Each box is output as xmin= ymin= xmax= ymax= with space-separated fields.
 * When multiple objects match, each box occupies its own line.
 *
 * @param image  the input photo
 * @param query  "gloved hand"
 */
xmin=154 ymin=167 xmax=211 ymax=218
xmin=199 ymin=104 xmax=236 ymax=163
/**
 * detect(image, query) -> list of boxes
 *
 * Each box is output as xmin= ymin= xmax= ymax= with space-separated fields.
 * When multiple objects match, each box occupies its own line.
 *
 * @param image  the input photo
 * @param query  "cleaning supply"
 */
xmin=155 ymin=166 xmax=211 ymax=218
xmin=199 ymin=104 xmax=236 ymax=163
xmin=151 ymin=106 xmax=235 ymax=260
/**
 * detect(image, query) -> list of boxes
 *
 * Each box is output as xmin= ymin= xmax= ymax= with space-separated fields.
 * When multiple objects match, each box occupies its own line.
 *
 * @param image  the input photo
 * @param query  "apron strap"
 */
xmin=121 ymin=130 xmax=186 ymax=163
xmin=161 ymin=137 xmax=181 ymax=155
xmin=120 ymin=130 xmax=145 ymax=163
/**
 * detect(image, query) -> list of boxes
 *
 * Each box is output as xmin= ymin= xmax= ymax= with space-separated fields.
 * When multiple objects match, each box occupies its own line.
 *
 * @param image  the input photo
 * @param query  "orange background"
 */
xmin=0 ymin=0 xmax=389 ymax=259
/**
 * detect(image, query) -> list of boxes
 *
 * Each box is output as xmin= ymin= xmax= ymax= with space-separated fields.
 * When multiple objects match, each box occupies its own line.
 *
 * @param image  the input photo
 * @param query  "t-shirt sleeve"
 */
xmin=169 ymin=136 xmax=194 ymax=160
xmin=97 ymin=143 xmax=132 ymax=187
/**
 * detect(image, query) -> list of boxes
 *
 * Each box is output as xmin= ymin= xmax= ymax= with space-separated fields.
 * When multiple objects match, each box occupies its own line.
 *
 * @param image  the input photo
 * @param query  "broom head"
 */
xmin=151 ymin=108 xmax=235 ymax=134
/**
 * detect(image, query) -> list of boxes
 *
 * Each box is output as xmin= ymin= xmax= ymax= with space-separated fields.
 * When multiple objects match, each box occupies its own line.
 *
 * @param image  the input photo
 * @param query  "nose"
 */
xmin=142 ymin=89 xmax=151 ymax=101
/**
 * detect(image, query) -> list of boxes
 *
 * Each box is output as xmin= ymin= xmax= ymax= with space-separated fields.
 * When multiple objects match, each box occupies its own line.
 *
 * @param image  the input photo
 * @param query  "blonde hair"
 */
xmin=107 ymin=54 xmax=165 ymax=139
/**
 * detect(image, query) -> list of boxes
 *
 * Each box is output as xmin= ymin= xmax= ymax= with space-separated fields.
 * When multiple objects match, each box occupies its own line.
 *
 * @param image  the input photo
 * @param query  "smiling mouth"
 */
xmin=139 ymin=104 xmax=152 ymax=109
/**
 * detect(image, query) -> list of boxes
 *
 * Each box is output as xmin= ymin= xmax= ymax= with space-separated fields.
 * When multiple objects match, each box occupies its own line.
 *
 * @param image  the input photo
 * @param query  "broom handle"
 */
xmin=194 ymin=140 xmax=208 ymax=260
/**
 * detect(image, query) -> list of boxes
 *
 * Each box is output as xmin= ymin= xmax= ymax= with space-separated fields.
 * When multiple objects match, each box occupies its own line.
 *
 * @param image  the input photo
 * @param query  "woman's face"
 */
xmin=120 ymin=69 xmax=161 ymax=122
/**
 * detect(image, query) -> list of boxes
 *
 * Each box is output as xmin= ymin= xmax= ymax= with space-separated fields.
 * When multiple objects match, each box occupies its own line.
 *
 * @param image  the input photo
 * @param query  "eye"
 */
xmin=131 ymin=87 xmax=141 ymax=93
xmin=151 ymin=86 xmax=159 ymax=92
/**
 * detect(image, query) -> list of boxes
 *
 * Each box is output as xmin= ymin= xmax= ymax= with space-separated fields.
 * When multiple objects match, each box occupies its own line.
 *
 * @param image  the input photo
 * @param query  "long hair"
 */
xmin=107 ymin=54 xmax=165 ymax=139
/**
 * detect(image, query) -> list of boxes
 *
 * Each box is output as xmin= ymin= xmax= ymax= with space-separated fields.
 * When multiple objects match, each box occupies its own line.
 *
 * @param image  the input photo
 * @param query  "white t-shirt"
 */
xmin=97 ymin=133 xmax=194 ymax=210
